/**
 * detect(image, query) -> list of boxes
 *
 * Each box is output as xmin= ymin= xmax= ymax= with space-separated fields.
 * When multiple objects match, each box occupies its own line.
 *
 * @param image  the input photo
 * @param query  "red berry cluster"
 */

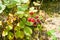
xmin=28 ymin=17 xmax=35 ymax=22
xmin=28 ymin=17 xmax=41 ymax=26
xmin=27 ymin=11 xmax=41 ymax=27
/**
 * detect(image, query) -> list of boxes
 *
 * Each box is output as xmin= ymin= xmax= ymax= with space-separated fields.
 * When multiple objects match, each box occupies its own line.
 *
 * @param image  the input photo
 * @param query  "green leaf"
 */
xmin=16 ymin=11 xmax=24 ymax=18
xmin=22 ymin=17 xmax=26 ymax=23
xmin=24 ymin=27 xmax=32 ymax=36
xmin=17 ymin=6 xmax=23 ymax=11
xmin=15 ymin=31 xmax=24 ymax=39
xmin=29 ymin=7 xmax=34 ymax=11
xmin=3 ymin=0 xmax=9 ymax=4
xmin=19 ymin=14 xmax=24 ymax=18
xmin=26 ymin=21 xmax=33 ymax=26
xmin=0 ymin=4 xmax=6 ymax=13
xmin=47 ymin=31 xmax=52 ymax=36
xmin=24 ymin=14 xmax=28 ymax=17
xmin=14 ymin=26 xmax=20 ymax=31
xmin=2 ymin=30 xmax=8 ymax=37
xmin=52 ymin=35 xmax=57 ymax=40
xmin=47 ymin=30 xmax=55 ymax=36
xmin=39 ymin=16 xmax=43 ymax=20
xmin=14 ymin=0 xmax=21 ymax=5
xmin=8 ymin=32 xmax=13 ymax=40
xmin=19 ymin=21 xmax=25 ymax=28
xmin=37 ymin=24 xmax=42 ymax=30
xmin=16 ymin=11 xmax=24 ymax=14
xmin=21 ymin=0 xmax=29 ymax=3
xmin=26 ymin=36 xmax=30 ymax=40
xmin=22 ymin=4 xmax=28 ymax=11
xmin=17 ymin=4 xmax=28 ymax=11
xmin=7 ymin=2 xmax=16 ymax=8
xmin=4 ymin=0 xmax=17 ymax=8
xmin=6 ymin=25 xmax=13 ymax=31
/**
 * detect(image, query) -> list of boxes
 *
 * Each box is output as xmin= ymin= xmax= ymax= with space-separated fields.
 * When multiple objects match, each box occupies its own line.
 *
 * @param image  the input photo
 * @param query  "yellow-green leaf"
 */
xmin=24 ymin=27 xmax=32 ymax=36
xmin=8 ymin=32 xmax=14 ymax=40
xmin=2 ymin=30 xmax=8 ymax=37
xmin=15 ymin=31 xmax=24 ymax=39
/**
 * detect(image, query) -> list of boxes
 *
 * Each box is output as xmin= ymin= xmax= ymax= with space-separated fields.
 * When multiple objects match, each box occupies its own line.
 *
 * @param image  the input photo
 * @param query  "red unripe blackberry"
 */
xmin=28 ymin=18 xmax=35 ymax=22
xmin=33 ymin=21 xmax=37 ymax=27
xmin=35 ymin=15 xmax=39 ymax=18
xmin=30 ymin=18 xmax=35 ymax=22
xmin=28 ymin=17 xmax=31 ymax=22
xmin=37 ymin=19 xmax=41 ymax=23
xmin=29 ymin=11 xmax=34 ymax=15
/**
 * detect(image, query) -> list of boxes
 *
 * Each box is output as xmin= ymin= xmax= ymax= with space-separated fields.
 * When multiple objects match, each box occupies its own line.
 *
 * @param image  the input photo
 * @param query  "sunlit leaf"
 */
xmin=29 ymin=7 xmax=34 ymax=11
xmin=19 ymin=14 xmax=24 ymax=18
xmin=3 ymin=0 xmax=9 ymax=5
xmin=16 ymin=11 xmax=24 ymax=18
xmin=17 ymin=4 xmax=28 ymax=11
xmin=25 ymin=21 xmax=33 ymax=26
xmin=4 ymin=0 xmax=17 ymax=8
xmin=15 ymin=31 xmax=24 ymax=39
xmin=0 ymin=0 xmax=2 ymax=4
xmin=16 ymin=11 xmax=24 ymax=14
xmin=0 ymin=4 xmax=6 ymax=13
xmin=14 ymin=26 xmax=20 ymax=31
xmin=19 ymin=21 xmax=25 ymax=28
xmin=24 ymin=27 xmax=32 ymax=36
xmin=21 ymin=0 xmax=29 ymax=3
xmin=6 ymin=25 xmax=13 ymax=31
xmin=24 ymin=14 xmax=28 ymax=17
xmin=0 ymin=21 xmax=2 ymax=25
xmin=33 ymin=2 xmax=40 ymax=6
xmin=17 ymin=23 xmax=19 ymax=26
xmin=14 ymin=0 xmax=21 ymax=5
xmin=2 ymin=30 xmax=8 ymax=37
